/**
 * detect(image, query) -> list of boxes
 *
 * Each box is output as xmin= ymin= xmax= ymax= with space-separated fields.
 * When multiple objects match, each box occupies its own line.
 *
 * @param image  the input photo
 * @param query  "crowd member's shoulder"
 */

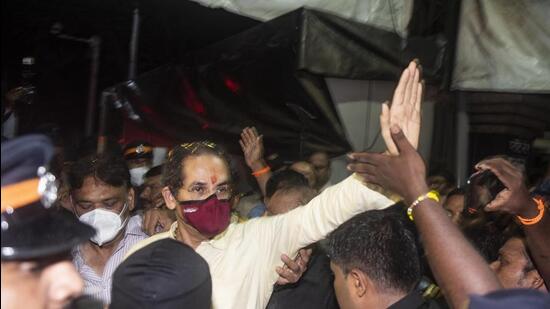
xmin=124 ymin=223 xmax=175 ymax=260
xmin=388 ymin=289 xmax=447 ymax=309
xmin=127 ymin=214 xmax=148 ymax=236
xmin=468 ymin=289 xmax=550 ymax=309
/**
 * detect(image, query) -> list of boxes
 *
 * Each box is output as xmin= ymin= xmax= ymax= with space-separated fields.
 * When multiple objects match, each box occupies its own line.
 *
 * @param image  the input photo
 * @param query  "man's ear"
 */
xmin=526 ymin=269 xmax=547 ymax=292
xmin=162 ymin=186 xmax=177 ymax=210
xmin=231 ymin=194 xmax=241 ymax=210
xmin=127 ymin=187 xmax=136 ymax=211
xmin=348 ymin=269 xmax=369 ymax=298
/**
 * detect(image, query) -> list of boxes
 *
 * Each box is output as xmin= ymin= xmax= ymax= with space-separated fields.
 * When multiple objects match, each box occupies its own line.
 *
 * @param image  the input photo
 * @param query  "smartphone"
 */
xmin=464 ymin=170 xmax=506 ymax=213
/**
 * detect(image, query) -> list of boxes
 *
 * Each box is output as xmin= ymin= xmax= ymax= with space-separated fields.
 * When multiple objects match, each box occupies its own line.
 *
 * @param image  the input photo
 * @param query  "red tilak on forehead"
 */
xmin=211 ymin=176 xmax=217 ymax=184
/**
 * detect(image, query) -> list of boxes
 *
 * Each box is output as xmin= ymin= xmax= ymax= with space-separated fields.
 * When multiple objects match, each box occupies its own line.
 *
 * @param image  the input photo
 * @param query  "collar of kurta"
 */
xmin=170 ymin=215 xmax=240 ymax=250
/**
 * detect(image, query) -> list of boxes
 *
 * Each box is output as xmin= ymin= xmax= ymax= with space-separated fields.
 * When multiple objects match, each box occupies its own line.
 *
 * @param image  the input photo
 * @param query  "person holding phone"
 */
xmin=475 ymin=158 xmax=550 ymax=289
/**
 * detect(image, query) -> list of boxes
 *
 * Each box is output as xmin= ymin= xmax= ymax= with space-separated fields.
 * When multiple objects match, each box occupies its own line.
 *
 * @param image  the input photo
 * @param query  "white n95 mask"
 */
xmin=79 ymin=203 xmax=129 ymax=246
xmin=129 ymin=166 xmax=150 ymax=186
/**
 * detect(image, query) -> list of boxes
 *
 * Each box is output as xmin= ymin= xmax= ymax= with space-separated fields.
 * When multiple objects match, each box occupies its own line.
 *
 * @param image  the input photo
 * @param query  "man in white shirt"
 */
xmin=68 ymin=154 xmax=148 ymax=304
xmin=127 ymin=60 xmax=424 ymax=309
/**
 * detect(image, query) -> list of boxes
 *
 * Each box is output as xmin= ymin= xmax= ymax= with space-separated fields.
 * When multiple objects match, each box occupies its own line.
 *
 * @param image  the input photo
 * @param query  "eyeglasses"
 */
xmin=183 ymin=183 xmax=233 ymax=201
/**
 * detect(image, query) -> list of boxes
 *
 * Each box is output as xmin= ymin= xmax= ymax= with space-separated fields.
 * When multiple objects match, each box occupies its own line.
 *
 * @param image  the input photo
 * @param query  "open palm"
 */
xmin=239 ymin=127 xmax=265 ymax=168
xmin=380 ymin=60 xmax=423 ymax=155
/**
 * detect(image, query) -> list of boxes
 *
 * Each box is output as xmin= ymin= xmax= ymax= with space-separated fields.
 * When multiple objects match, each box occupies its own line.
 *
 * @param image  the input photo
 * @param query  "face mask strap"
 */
xmin=177 ymin=193 xmax=218 ymax=206
xmin=118 ymin=202 xmax=130 ymax=227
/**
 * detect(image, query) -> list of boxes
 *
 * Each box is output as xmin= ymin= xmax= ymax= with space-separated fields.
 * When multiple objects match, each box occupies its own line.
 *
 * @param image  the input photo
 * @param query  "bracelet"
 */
xmin=407 ymin=190 xmax=440 ymax=221
xmin=516 ymin=197 xmax=545 ymax=226
xmin=252 ymin=166 xmax=271 ymax=177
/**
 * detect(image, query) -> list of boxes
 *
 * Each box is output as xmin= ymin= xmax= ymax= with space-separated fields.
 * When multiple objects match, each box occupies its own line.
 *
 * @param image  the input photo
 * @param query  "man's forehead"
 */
xmin=272 ymin=189 xmax=304 ymax=200
xmin=73 ymin=176 xmax=127 ymax=196
xmin=502 ymin=238 xmax=527 ymax=257
xmin=181 ymin=155 xmax=230 ymax=184
xmin=310 ymin=159 xmax=329 ymax=168
xmin=310 ymin=152 xmax=329 ymax=161
xmin=1 ymin=260 xmax=21 ymax=269
xmin=145 ymin=174 xmax=162 ymax=184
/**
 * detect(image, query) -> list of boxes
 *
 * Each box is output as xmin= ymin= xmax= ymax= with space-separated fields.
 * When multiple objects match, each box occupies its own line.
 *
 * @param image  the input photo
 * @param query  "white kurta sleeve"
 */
xmin=249 ymin=174 xmax=394 ymax=283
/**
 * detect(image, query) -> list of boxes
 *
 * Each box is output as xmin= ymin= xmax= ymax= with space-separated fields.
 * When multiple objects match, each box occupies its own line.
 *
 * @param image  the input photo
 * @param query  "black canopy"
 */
xmin=111 ymin=8 xmax=446 ymax=161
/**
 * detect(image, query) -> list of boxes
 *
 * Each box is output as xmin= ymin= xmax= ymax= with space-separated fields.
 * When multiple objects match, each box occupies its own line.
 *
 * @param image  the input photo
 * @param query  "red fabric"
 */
xmin=179 ymin=195 xmax=231 ymax=239
xmin=120 ymin=119 xmax=175 ymax=148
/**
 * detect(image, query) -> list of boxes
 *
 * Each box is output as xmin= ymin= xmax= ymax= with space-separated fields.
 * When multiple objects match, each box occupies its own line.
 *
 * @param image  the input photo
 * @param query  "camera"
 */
xmin=464 ymin=170 xmax=505 ymax=213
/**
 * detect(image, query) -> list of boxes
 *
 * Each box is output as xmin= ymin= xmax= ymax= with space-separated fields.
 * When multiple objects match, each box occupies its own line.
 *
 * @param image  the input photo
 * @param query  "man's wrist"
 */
xmin=517 ymin=198 xmax=540 ymax=218
xmin=249 ymin=160 xmax=267 ymax=172
xmin=404 ymin=183 xmax=430 ymax=205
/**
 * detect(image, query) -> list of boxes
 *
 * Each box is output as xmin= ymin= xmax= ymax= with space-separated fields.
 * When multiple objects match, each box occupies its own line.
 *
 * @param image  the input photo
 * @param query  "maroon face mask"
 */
xmin=178 ymin=194 xmax=231 ymax=238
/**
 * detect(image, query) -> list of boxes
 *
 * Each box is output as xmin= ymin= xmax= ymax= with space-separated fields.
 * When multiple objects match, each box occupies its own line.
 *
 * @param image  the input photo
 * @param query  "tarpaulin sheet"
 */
xmin=189 ymin=0 xmax=413 ymax=38
xmin=113 ymin=64 xmax=350 ymax=161
xmin=112 ymin=8 xmax=447 ymax=161
xmin=452 ymin=0 xmax=550 ymax=93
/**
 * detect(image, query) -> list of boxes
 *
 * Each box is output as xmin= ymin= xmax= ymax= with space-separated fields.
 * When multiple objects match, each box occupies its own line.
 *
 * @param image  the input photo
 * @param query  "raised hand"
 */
xmin=275 ymin=248 xmax=312 ymax=285
xmin=380 ymin=60 xmax=423 ymax=155
xmin=143 ymin=208 xmax=175 ymax=236
xmin=351 ymin=126 xmax=504 ymax=308
xmin=348 ymin=125 xmax=428 ymax=204
xmin=477 ymin=158 xmax=550 ymax=289
xmin=239 ymin=127 xmax=266 ymax=170
xmin=5 ymin=87 xmax=27 ymax=104
xmin=475 ymin=158 xmax=533 ymax=216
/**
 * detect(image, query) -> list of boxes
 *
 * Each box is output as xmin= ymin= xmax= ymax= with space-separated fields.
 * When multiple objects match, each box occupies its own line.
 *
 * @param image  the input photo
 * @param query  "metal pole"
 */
xmin=85 ymin=36 xmax=101 ymax=137
xmin=96 ymin=90 xmax=113 ymax=154
xmin=455 ymin=92 xmax=469 ymax=187
xmin=128 ymin=7 xmax=140 ymax=80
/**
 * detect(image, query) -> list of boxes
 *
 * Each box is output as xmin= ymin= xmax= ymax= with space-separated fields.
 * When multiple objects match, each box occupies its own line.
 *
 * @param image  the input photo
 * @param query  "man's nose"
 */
xmin=45 ymin=261 xmax=84 ymax=308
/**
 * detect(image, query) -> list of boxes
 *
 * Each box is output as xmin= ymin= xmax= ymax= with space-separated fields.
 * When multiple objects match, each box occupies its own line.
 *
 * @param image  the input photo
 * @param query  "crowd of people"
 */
xmin=1 ymin=60 xmax=549 ymax=309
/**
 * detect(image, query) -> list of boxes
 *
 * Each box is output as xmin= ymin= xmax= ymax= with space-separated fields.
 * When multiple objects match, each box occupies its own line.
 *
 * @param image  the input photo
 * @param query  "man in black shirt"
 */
xmin=327 ymin=209 xmax=439 ymax=309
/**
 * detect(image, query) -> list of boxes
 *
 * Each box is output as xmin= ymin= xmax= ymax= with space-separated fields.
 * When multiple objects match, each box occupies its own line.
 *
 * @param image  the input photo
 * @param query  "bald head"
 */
xmin=290 ymin=161 xmax=316 ymax=188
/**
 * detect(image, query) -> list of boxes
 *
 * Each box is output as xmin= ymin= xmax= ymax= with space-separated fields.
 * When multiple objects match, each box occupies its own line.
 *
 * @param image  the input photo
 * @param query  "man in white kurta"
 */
xmin=128 ymin=60 xmax=424 ymax=309
xmin=127 ymin=175 xmax=393 ymax=309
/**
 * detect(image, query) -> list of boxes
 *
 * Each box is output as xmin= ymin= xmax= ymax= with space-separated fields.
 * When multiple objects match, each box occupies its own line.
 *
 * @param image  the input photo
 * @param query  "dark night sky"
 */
xmin=2 ymin=0 xmax=258 ymax=136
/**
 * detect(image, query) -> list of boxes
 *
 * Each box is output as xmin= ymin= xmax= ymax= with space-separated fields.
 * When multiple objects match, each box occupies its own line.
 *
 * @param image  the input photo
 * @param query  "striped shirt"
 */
xmin=72 ymin=215 xmax=148 ymax=305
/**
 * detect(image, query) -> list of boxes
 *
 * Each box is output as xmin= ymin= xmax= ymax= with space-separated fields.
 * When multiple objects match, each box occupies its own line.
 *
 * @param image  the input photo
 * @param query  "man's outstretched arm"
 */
xmin=253 ymin=60 xmax=425 ymax=269
xmin=348 ymin=126 xmax=502 ymax=308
